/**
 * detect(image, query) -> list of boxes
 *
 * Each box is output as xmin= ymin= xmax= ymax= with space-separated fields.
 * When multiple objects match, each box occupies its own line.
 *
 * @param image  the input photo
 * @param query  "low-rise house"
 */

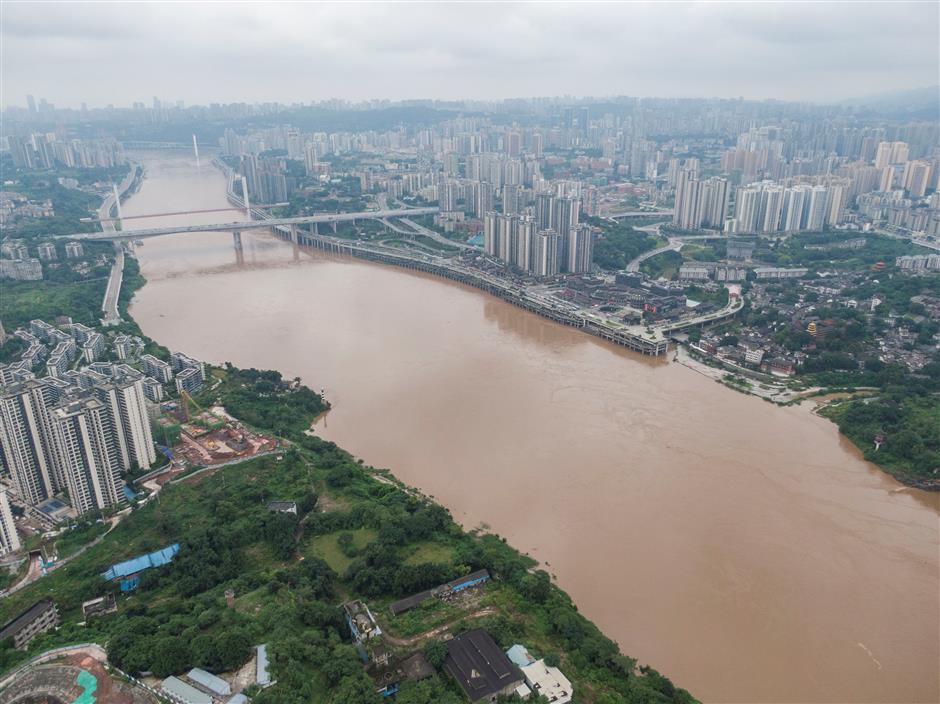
xmin=389 ymin=569 xmax=491 ymax=616
xmin=0 ymin=599 xmax=60 ymax=649
xmin=344 ymin=600 xmax=382 ymax=642
xmin=506 ymin=644 xmax=574 ymax=704
xmin=186 ymin=668 xmax=231 ymax=697
xmin=266 ymin=501 xmax=297 ymax=515
xmin=81 ymin=594 xmax=117 ymax=619
xmin=161 ymin=676 xmax=212 ymax=704
xmin=444 ymin=629 xmax=524 ymax=703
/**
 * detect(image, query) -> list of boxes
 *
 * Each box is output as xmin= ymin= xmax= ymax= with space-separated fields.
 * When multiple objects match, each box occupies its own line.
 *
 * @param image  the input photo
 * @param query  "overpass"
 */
xmin=57 ymin=207 xmax=440 ymax=242
xmin=608 ymin=210 xmax=673 ymax=219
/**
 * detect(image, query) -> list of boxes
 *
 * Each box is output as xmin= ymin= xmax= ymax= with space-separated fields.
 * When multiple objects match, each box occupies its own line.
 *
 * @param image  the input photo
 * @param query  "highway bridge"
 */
xmin=57 ymin=207 xmax=440 ymax=242
xmin=608 ymin=210 xmax=673 ymax=219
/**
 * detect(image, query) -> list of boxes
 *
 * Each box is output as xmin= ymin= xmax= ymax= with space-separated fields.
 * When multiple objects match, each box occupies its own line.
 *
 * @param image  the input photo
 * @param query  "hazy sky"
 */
xmin=2 ymin=1 xmax=937 ymax=108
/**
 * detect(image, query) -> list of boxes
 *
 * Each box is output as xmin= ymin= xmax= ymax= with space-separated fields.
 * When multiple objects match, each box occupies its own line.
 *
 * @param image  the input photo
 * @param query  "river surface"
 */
xmin=126 ymin=153 xmax=939 ymax=703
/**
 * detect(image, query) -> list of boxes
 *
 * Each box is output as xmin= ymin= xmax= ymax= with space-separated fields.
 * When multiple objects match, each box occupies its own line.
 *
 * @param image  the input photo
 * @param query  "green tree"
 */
xmin=423 ymin=639 xmax=448 ymax=669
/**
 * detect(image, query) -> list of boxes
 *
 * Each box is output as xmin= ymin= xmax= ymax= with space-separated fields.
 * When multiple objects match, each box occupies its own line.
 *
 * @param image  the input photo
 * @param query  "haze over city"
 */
xmin=1 ymin=3 xmax=939 ymax=704
xmin=2 ymin=1 xmax=939 ymax=107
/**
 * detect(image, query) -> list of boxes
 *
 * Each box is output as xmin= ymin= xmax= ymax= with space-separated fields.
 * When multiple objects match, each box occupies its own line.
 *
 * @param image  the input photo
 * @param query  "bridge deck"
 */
xmin=57 ymin=207 xmax=440 ymax=241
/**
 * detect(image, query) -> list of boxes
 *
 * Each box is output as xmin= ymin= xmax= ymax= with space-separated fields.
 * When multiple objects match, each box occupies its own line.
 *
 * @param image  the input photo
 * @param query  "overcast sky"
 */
xmin=2 ymin=1 xmax=937 ymax=109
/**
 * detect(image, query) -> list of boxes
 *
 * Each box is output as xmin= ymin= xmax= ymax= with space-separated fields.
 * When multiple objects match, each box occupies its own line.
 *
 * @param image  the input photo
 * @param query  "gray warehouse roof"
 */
xmin=187 ymin=668 xmax=231 ymax=696
xmin=161 ymin=676 xmax=212 ymax=704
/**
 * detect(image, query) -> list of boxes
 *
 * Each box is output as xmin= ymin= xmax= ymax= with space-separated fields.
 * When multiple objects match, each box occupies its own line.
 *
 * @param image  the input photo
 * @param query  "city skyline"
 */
xmin=2 ymin=1 xmax=938 ymax=108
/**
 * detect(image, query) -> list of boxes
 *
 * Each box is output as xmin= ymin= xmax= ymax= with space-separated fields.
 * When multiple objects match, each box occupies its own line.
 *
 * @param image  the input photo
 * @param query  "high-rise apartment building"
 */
xmin=903 ymin=160 xmax=931 ymax=198
xmin=874 ymin=141 xmax=909 ymax=169
xmin=674 ymin=171 xmax=728 ymax=231
xmin=0 ymin=381 xmax=60 ymax=505
xmin=674 ymin=168 xmax=702 ymax=229
xmin=532 ymin=230 xmax=561 ymax=277
xmin=0 ymin=489 xmax=22 ymax=556
xmin=94 ymin=377 xmax=156 ymax=472
xmin=566 ymin=225 xmax=594 ymax=274
xmin=730 ymin=181 xmax=842 ymax=234
xmin=483 ymin=212 xmax=499 ymax=257
xmin=52 ymin=396 xmax=125 ymax=515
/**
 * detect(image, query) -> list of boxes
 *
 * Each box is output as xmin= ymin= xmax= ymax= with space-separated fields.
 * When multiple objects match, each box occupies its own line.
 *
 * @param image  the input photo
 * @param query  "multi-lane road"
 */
xmin=98 ymin=167 xmax=138 ymax=324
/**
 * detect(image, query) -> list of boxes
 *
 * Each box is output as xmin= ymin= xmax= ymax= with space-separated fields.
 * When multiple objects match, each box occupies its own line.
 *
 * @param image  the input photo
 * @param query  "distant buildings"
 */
xmin=37 ymin=243 xmax=56 ymax=261
xmin=753 ymin=267 xmax=809 ymax=280
xmin=874 ymin=141 xmax=909 ymax=169
xmin=64 ymin=242 xmax=84 ymax=258
xmin=673 ymin=167 xmax=729 ymax=230
xmin=896 ymin=254 xmax=940 ymax=271
xmin=0 ymin=258 xmax=43 ymax=281
xmin=7 ymin=133 xmax=125 ymax=169
xmin=728 ymin=181 xmax=845 ymax=234
xmin=52 ymin=395 xmax=125 ymax=515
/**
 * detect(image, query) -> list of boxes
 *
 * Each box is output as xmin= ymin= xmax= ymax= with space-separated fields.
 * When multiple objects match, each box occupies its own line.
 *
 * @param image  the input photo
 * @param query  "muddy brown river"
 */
xmin=126 ymin=153 xmax=939 ymax=703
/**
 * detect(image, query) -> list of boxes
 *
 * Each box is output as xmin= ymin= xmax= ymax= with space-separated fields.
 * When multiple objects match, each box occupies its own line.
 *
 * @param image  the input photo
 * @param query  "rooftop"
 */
xmin=186 ymin=668 xmax=231 ymax=696
xmin=102 ymin=543 xmax=180 ymax=580
xmin=444 ymin=629 xmax=523 ymax=702
xmin=0 ymin=599 xmax=57 ymax=640
xmin=161 ymin=676 xmax=212 ymax=704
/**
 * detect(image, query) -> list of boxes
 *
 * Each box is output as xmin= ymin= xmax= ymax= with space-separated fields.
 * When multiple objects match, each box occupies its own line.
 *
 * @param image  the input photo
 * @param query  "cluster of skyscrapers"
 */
xmin=238 ymin=153 xmax=298 ymax=204
xmin=672 ymin=167 xmax=730 ymax=231
xmin=483 ymin=192 xmax=592 ymax=276
xmin=672 ymin=138 xmax=938 ymax=235
xmin=6 ymin=133 xmax=126 ymax=169
xmin=0 ymin=365 xmax=154 ymax=518
xmin=0 ymin=320 xmax=207 ymax=533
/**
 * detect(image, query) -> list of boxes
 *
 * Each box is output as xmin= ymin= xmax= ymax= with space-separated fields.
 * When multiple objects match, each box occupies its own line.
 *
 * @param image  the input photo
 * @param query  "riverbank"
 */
xmin=0 ymin=246 xmax=698 ymax=703
xmin=124 ymin=153 xmax=940 ymax=703
xmin=674 ymin=342 xmax=940 ymax=490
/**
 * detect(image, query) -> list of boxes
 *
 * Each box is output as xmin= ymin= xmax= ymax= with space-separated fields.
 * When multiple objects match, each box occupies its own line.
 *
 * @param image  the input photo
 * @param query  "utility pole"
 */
xmin=192 ymin=134 xmax=200 ymax=167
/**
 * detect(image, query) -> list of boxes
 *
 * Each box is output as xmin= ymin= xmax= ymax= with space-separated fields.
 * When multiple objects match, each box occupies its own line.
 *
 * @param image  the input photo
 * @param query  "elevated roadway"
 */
xmin=608 ymin=210 xmax=673 ymax=219
xmin=98 ymin=166 xmax=138 ymax=324
xmin=56 ymin=207 xmax=440 ymax=242
xmin=396 ymin=216 xmax=476 ymax=250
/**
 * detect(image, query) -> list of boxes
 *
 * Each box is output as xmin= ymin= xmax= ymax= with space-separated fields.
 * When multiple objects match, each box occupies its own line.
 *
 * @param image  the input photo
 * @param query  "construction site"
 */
xmin=154 ymin=392 xmax=279 ymax=470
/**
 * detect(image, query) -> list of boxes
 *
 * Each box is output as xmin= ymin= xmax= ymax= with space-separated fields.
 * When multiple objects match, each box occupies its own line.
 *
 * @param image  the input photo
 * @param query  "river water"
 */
xmin=126 ymin=153 xmax=939 ymax=703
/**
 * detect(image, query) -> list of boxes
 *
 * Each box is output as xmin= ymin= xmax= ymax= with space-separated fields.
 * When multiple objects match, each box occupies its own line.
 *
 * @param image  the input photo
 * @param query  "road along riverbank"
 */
xmin=125 ymin=152 xmax=939 ymax=703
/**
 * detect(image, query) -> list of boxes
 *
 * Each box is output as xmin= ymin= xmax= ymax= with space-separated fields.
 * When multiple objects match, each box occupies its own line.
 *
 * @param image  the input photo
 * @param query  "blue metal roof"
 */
xmin=506 ymin=644 xmax=535 ymax=668
xmin=102 ymin=543 xmax=180 ymax=581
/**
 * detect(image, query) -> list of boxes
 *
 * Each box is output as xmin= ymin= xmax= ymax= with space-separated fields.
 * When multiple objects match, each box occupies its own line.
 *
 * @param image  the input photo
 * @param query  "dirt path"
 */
xmin=382 ymin=607 xmax=498 ymax=646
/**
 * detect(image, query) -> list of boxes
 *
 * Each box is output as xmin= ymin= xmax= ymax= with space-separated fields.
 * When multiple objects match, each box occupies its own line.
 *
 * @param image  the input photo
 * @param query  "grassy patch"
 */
xmin=51 ymin=521 xmax=110 ymax=560
xmin=381 ymin=595 xmax=466 ymax=638
xmin=403 ymin=541 xmax=456 ymax=566
xmin=305 ymin=528 xmax=377 ymax=574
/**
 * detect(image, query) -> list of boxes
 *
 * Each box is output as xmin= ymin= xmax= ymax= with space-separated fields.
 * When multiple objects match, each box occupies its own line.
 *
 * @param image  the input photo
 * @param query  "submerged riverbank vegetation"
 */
xmin=820 ymin=393 xmax=940 ymax=487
